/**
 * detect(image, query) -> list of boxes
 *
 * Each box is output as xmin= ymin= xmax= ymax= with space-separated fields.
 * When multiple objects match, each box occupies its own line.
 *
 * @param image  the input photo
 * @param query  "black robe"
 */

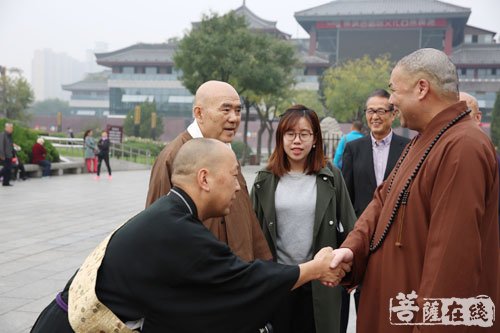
xmin=31 ymin=187 xmax=299 ymax=333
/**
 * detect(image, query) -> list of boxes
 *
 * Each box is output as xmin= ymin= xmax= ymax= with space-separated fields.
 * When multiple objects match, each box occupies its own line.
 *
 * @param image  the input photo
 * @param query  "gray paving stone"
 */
xmin=0 ymin=252 xmax=25 ymax=265
xmin=2 ymin=278 xmax=63 ymax=299
xmin=16 ymin=294 xmax=54 ymax=313
xmin=0 ymin=311 xmax=36 ymax=333
xmin=0 ymin=297 xmax=27 ymax=315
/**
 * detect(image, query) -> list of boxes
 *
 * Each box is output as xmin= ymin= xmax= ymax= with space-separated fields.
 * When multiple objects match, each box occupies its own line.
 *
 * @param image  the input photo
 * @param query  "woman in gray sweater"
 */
xmin=251 ymin=105 xmax=356 ymax=333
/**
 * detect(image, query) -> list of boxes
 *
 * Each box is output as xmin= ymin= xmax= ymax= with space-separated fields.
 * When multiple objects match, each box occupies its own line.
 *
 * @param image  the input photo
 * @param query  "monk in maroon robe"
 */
xmin=332 ymin=48 xmax=499 ymax=333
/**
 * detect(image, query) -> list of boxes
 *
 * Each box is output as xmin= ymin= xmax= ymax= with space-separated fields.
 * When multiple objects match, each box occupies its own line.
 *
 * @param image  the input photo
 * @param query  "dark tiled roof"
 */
xmin=301 ymin=53 xmax=330 ymax=65
xmin=451 ymin=44 xmax=500 ymax=65
xmin=95 ymin=43 xmax=176 ymax=66
xmin=464 ymin=25 xmax=496 ymax=36
xmin=233 ymin=4 xmax=277 ymax=30
xmin=192 ymin=4 xmax=290 ymax=38
xmin=295 ymin=0 xmax=470 ymax=19
xmin=62 ymin=71 xmax=110 ymax=91
xmin=288 ymin=39 xmax=329 ymax=65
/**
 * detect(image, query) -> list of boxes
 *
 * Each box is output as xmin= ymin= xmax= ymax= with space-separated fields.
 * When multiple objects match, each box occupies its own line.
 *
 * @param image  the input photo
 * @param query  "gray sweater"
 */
xmin=275 ymin=172 xmax=317 ymax=265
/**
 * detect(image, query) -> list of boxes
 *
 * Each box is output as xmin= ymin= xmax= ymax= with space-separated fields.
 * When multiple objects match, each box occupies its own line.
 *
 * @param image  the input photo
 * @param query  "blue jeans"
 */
xmin=38 ymin=160 xmax=51 ymax=177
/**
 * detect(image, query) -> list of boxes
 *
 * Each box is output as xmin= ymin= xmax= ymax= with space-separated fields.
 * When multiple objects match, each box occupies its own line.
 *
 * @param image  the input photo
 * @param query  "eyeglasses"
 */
xmin=284 ymin=131 xmax=314 ymax=141
xmin=364 ymin=108 xmax=393 ymax=116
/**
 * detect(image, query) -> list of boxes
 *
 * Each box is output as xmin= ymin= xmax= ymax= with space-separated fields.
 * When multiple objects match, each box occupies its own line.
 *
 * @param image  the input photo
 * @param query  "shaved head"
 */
xmin=171 ymin=138 xmax=241 ymax=220
xmin=172 ymin=138 xmax=234 ymax=185
xmin=459 ymin=92 xmax=482 ymax=125
xmin=194 ymin=81 xmax=239 ymax=108
xmin=193 ymin=81 xmax=242 ymax=143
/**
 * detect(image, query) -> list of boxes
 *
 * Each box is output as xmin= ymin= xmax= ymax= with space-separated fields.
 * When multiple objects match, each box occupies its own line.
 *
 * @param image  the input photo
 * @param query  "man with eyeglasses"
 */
xmin=339 ymin=89 xmax=409 ymax=333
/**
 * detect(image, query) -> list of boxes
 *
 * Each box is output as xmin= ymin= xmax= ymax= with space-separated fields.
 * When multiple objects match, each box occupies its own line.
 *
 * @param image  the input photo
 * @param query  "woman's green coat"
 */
xmin=251 ymin=165 xmax=357 ymax=333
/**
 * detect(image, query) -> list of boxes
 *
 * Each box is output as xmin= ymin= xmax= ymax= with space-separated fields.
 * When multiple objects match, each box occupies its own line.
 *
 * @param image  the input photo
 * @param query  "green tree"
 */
xmin=321 ymin=55 xmax=393 ymax=122
xmin=174 ymin=12 xmax=253 ymax=93
xmin=490 ymin=91 xmax=500 ymax=148
xmin=174 ymin=12 xmax=297 ymax=164
xmin=0 ymin=67 xmax=34 ymax=120
xmin=291 ymin=89 xmax=326 ymax=117
xmin=123 ymin=101 xmax=164 ymax=139
xmin=28 ymin=98 xmax=70 ymax=115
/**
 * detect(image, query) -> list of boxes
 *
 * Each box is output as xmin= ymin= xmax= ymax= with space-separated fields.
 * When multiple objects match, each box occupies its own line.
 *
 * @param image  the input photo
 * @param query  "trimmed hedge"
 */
xmin=231 ymin=140 xmax=253 ymax=160
xmin=0 ymin=119 xmax=60 ymax=163
xmin=123 ymin=137 xmax=166 ymax=160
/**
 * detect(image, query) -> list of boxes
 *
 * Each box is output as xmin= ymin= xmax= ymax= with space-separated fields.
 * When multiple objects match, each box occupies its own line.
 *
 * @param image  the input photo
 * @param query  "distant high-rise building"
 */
xmin=31 ymin=49 xmax=87 ymax=101
xmin=85 ymin=42 xmax=109 ymax=74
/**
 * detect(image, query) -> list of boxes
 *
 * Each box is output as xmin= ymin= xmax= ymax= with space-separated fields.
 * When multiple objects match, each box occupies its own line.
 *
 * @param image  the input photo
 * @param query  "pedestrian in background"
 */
xmin=333 ymin=120 xmax=363 ymax=169
xmin=96 ymin=131 xmax=112 ymax=180
xmin=0 ymin=122 xmax=15 ymax=186
xmin=32 ymin=138 xmax=51 ymax=177
xmin=83 ymin=129 xmax=98 ymax=174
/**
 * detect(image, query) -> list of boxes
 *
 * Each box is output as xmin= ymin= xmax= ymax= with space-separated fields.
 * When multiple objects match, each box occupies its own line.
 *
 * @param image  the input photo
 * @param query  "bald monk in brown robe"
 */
xmin=459 ymin=91 xmax=482 ymax=125
xmin=331 ymin=48 xmax=499 ymax=332
xmin=146 ymin=80 xmax=271 ymax=262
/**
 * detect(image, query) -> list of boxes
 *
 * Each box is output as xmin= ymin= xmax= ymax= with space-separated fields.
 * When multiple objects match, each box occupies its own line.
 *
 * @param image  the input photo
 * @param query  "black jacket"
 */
xmin=341 ymin=133 xmax=410 ymax=217
xmin=97 ymin=138 xmax=110 ymax=156
xmin=0 ymin=131 xmax=14 ymax=160
xmin=31 ymin=188 xmax=298 ymax=333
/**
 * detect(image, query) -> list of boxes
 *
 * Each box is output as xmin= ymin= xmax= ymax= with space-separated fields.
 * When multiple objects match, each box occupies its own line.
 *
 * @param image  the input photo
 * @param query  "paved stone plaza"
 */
xmin=0 ymin=166 xmax=355 ymax=333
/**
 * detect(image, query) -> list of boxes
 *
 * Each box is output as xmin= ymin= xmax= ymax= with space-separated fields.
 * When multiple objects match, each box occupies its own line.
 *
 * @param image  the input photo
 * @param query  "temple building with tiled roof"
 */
xmin=62 ymin=71 xmax=110 ymax=116
xmin=294 ymin=0 xmax=500 ymax=120
xmin=62 ymin=0 xmax=499 ymax=126
xmin=295 ymin=0 xmax=471 ymax=63
xmin=94 ymin=42 xmax=193 ymax=117
xmin=232 ymin=1 xmax=290 ymax=39
xmin=451 ymin=27 xmax=500 ymax=121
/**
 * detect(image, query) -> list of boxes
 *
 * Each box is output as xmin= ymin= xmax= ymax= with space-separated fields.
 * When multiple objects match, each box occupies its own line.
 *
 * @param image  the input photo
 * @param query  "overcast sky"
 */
xmin=1 ymin=0 xmax=499 ymax=80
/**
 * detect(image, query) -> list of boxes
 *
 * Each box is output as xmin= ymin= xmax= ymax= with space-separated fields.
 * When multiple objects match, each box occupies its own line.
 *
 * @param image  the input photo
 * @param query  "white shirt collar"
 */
xmin=186 ymin=120 xmax=233 ymax=149
xmin=187 ymin=119 xmax=204 ymax=139
xmin=371 ymin=130 xmax=393 ymax=147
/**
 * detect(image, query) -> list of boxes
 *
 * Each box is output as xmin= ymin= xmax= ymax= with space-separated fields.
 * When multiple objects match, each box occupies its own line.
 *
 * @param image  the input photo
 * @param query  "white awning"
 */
xmin=122 ymin=95 xmax=155 ymax=103
xmin=168 ymin=95 xmax=194 ymax=103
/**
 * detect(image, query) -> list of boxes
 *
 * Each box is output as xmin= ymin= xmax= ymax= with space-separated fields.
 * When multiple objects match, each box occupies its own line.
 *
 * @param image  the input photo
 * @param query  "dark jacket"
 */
xmin=97 ymin=138 xmax=110 ymax=156
xmin=31 ymin=188 xmax=299 ymax=333
xmin=0 ymin=131 xmax=14 ymax=160
xmin=342 ymin=133 xmax=410 ymax=217
xmin=251 ymin=166 xmax=357 ymax=333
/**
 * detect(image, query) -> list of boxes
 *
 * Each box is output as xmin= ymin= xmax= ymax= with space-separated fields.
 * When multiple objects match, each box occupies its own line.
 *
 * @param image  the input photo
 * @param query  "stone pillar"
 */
xmin=309 ymin=27 xmax=317 ymax=56
xmin=444 ymin=24 xmax=453 ymax=55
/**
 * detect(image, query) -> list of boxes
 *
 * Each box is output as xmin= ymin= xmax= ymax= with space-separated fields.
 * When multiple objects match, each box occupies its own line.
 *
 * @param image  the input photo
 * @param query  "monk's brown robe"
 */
xmin=146 ymin=131 xmax=272 ymax=262
xmin=343 ymin=102 xmax=499 ymax=332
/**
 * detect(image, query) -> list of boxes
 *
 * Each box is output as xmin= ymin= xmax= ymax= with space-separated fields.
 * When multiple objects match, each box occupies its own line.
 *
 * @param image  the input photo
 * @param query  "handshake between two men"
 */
xmin=295 ymin=247 xmax=354 ymax=290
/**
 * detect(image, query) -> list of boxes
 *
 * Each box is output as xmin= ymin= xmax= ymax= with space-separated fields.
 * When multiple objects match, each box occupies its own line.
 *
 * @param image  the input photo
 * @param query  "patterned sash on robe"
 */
xmin=68 ymin=227 xmax=139 ymax=333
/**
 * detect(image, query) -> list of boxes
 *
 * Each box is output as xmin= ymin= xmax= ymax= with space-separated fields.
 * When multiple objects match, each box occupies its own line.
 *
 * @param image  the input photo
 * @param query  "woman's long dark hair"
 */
xmin=83 ymin=129 xmax=92 ymax=141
